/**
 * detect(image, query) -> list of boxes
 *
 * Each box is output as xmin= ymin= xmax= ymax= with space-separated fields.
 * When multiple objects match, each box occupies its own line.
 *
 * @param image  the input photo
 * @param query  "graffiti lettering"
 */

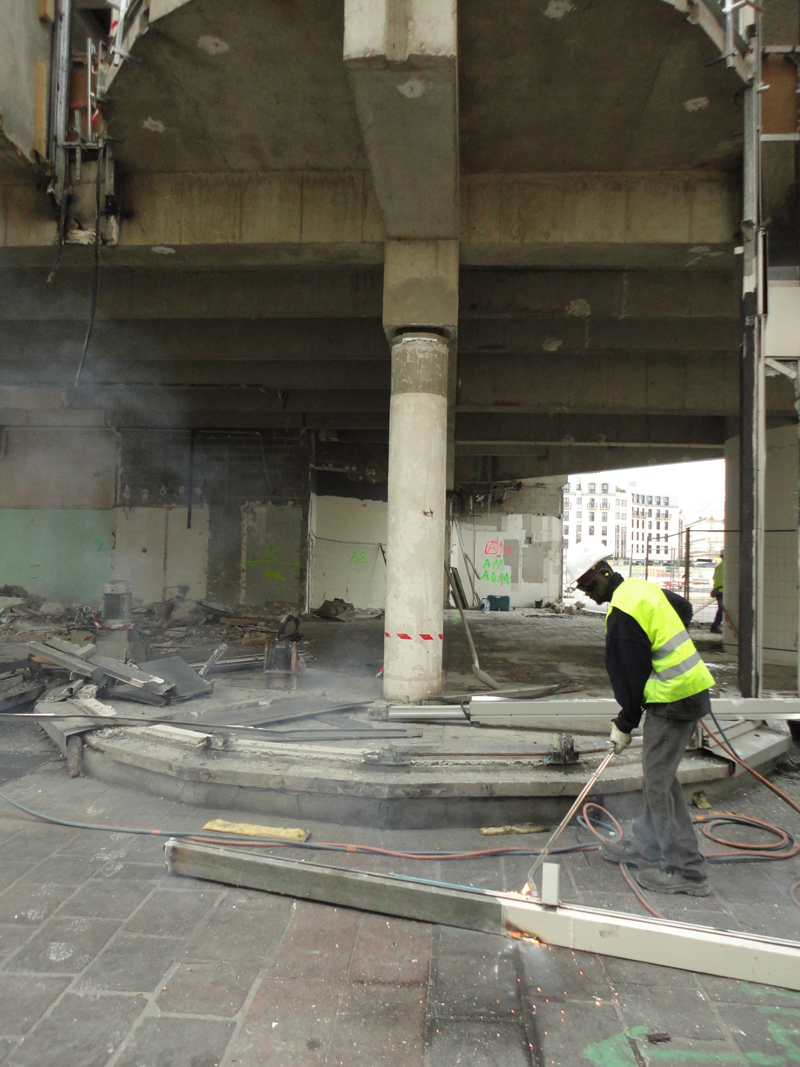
xmin=481 ymin=556 xmax=510 ymax=586
xmin=348 ymin=550 xmax=367 ymax=565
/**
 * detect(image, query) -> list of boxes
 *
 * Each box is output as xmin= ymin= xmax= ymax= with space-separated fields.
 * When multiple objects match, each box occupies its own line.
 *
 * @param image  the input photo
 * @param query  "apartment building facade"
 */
xmin=563 ymin=477 xmax=681 ymax=563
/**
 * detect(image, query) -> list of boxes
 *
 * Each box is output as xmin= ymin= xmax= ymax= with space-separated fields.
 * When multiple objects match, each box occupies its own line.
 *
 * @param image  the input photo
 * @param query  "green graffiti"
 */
xmin=581 ymin=1027 xmax=642 ymax=1066
xmin=581 ymin=1010 xmax=800 ymax=1067
xmin=246 ymin=544 xmax=299 ymax=582
xmin=93 ymin=538 xmax=105 ymax=555
xmin=742 ymin=985 xmax=800 ymax=1004
xmin=481 ymin=556 xmax=510 ymax=586
xmin=348 ymin=549 xmax=367 ymax=565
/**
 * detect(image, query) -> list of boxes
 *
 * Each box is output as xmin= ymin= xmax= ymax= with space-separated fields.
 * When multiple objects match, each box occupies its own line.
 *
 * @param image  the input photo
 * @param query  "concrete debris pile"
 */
xmin=312 ymin=598 xmax=356 ymax=620
xmin=0 ymin=586 xmax=80 ymax=637
xmin=142 ymin=598 xmax=286 ymax=654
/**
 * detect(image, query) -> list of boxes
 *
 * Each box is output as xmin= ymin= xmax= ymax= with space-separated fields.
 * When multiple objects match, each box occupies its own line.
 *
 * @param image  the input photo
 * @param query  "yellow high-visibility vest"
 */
xmin=712 ymin=561 xmax=723 ymax=594
xmin=606 ymin=578 xmax=715 ymax=704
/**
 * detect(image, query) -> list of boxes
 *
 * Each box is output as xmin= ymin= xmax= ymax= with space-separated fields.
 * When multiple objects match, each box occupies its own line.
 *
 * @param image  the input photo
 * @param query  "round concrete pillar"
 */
xmin=383 ymin=333 xmax=449 ymax=702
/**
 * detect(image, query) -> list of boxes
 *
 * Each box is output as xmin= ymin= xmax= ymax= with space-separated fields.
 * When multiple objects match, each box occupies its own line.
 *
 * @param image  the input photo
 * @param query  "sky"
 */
xmin=570 ymin=458 xmax=725 ymax=522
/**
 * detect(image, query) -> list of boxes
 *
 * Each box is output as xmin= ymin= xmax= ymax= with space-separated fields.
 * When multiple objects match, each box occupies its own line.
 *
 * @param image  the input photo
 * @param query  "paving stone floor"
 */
xmin=0 ymin=739 xmax=799 ymax=1066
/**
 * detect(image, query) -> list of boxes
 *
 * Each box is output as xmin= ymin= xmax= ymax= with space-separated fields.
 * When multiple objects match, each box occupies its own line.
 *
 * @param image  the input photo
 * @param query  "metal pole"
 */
xmin=795 ymin=363 xmax=800 ymax=695
xmin=526 ymin=749 xmax=615 ymax=889
xmin=186 ymin=430 xmax=195 ymax=530
xmin=50 ymin=0 xmax=73 ymax=203
xmin=684 ymin=527 xmax=690 ymax=600
xmin=645 ymin=533 xmax=651 ymax=581
xmin=738 ymin=34 xmax=764 ymax=699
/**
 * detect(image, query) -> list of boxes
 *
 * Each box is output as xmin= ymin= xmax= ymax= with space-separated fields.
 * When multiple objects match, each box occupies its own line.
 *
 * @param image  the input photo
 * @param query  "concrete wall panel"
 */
xmin=111 ymin=506 xmax=210 ymax=604
xmin=309 ymin=493 xmax=388 ymax=610
xmin=0 ymin=508 xmax=112 ymax=603
xmin=242 ymin=504 xmax=303 ymax=608
xmin=0 ymin=427 xmax=115 ymax=509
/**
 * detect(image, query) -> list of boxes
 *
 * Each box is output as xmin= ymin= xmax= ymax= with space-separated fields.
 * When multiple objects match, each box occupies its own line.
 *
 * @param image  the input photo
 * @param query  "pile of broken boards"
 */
xmin=28 ymin=635 xmax=214 ymax=708
xmin=28 ymin=635 xmax=218 ymax=778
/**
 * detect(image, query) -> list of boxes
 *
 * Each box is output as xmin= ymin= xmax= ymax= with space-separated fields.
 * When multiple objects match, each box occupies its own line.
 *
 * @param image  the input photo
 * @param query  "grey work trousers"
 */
xmin=630 ymin=708 xmax=707 ymax=880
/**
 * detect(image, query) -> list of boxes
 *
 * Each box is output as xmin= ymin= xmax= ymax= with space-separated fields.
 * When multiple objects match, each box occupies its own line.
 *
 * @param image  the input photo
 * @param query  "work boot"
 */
xmin=635 ymin=866 xmax=711 ymax=897
xmin=710 ymin=626 xmax=722 ymax=634
xmin=598 ymin=837 xmax=661 ymax=867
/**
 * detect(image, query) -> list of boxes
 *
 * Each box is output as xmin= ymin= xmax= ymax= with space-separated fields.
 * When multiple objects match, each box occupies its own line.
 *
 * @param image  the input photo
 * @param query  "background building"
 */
xmin=563 ymin=475 xmax=681 ymax=563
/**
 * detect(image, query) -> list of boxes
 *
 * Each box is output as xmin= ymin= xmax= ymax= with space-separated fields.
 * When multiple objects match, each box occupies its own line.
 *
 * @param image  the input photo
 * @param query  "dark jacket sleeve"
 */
xmin=606 ymin=607 xmax=653 ymax=733
xmin=663 ymin=589 xmax=693 ymax=628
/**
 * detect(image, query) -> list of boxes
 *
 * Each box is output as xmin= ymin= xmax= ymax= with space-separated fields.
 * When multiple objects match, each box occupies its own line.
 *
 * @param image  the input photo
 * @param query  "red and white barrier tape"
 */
xmin=384 ymin=632 xmax=443 ymax=641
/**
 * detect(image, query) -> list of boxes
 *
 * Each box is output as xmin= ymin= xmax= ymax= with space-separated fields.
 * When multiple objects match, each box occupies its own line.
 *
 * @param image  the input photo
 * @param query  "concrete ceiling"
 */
xmin=104 ymin=0 xmax=743 ymax=176
xmin=459 ymin=0 xmax=745 ymax=173
xmin=105 ymin=0 xmax=368 ymax=173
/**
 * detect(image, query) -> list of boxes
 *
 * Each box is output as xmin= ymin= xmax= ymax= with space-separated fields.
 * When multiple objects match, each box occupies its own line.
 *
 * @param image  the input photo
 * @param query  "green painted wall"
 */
xmin=0 ymin=509 xmax=113 ymax=603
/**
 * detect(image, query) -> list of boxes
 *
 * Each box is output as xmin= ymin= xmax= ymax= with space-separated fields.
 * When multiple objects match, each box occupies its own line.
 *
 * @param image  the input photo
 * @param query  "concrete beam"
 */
xmin=455 ymin=413 xmax=727 ymax=448
xmin=0 ymin=319 xmax=390 ymax=363
xmin=0 ymin=268 xmax=738 ymax=322
xmin=459 ymin=269 xmax=740 ymax=321
xmin=1 ymin=171 xmax=739 ymax=269
xmin=456 ymin=352 xmax=741 ymax=416
xmin=21 ymin=361 xmax=391 ymax=389
xmin=454 ymin=445 xmax=726 ymax=484
xmin=344 ymin=0 xmax=458 ymax=238
xmin=0 ymin=318 xmax=739 ymax=367
xmin=382 ymin=240 xmax=459 ymax=338
xmin=460 ymin=172 xmax=740 ymax=269
xmin=0 ymin=268 xmax=385 ymax=321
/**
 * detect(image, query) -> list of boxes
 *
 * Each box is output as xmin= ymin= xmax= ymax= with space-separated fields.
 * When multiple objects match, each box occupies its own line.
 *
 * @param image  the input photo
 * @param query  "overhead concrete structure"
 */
xmin=1 ymin=0 xmax=798 ymax=698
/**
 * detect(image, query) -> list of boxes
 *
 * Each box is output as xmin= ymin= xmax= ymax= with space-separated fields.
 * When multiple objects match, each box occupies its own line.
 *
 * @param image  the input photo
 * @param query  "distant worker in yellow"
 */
xmin=710 ymin=551 xmax=724 ymax=635
xmin=564 ymin=537 xmax=715 ymax=896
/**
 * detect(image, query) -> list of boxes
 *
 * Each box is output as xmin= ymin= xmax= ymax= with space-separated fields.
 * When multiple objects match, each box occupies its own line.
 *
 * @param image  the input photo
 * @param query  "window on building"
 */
xmin=564 ymin=499 xmax=571 ymax=509
xmin=601 ymin=527 xmax=607 ymax=536
xmin=665 ymin=522 xmax=669 ymax=530
xmin=648 ymin=509 xmax=652 ymax=517
xmin=601 ymin=498 xmax=609 ymax=509
xmin=588 ymin=526 xmax=595 ymax=536
xmin=588 ymin=498 xmax=596 ymax=508
xmin=655 ymin=496 xmax=661 ymax=505
xmin=588 ymin=483 xmax=595 ymax=492
xmin=647 ymin=496 xmax=652 ymax=505
xmin=664 ymin=496 xmax=669 ymax=505
xmin=656 ymin=521 xmax=660 ymax=530
xmin=601 ymin=512 xmax=607 ymax=522
xmin=588 ymin=511 xmax=595 ymax=522
xmin=601 ymin=483 xmax=608 ymax=493
xmin=648 ymin=521 xmax=652 ymax=529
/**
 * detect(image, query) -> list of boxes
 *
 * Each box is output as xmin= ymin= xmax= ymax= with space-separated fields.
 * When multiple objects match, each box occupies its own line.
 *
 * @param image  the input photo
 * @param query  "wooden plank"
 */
xmin=165 ymin=841 xmax=800 ymax=992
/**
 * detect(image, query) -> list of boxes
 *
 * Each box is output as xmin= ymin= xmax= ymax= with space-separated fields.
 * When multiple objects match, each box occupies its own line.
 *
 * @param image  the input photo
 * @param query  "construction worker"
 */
xmin=710 ymin=551 xmax=724 ymax=634
xmin=565 ymin=537 xmax=715 ymax=897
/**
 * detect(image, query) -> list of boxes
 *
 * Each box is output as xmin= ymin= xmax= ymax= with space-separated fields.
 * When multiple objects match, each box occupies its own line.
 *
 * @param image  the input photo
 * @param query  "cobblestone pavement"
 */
xmin=0 ymin=738 xmax=799 ymax=1067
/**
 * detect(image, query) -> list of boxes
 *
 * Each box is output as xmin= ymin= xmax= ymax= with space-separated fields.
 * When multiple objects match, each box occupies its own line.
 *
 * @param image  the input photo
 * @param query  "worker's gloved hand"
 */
xmin=609 ymin=723 xmax=632 ymax=755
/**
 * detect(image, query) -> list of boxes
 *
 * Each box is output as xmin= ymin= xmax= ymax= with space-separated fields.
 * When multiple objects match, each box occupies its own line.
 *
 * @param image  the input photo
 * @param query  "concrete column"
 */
xmin=383 ymin=333 xmax=449 ymax=701
xmin=382 ymin=239 xmax=458 ymax=701
xmin=725 ymin=422 xmax=799 ymax=677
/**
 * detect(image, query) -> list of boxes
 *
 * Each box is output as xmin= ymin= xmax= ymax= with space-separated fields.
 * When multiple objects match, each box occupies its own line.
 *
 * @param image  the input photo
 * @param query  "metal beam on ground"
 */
xmin=165 ymin=841 xmax=800 ymax=992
